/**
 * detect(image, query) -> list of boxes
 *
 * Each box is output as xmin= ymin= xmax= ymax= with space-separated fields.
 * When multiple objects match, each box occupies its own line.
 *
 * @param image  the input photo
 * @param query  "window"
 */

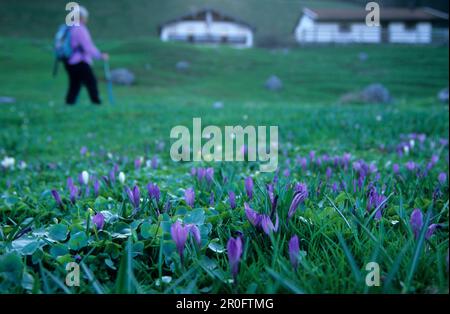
xmin=339 ymin=23 xmax=352 ymax=32
xmin=404 ymin=22 xmax=417 ymax=30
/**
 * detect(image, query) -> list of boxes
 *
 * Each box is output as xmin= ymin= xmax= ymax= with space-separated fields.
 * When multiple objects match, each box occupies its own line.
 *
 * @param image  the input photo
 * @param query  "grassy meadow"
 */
xmin=0 ymin=26 xmax=449 ymax=293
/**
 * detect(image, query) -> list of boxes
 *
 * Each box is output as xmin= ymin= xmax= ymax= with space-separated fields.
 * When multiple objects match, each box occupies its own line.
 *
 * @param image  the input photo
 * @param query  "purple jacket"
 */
xmin=68 ymin=24 xmax=102 ymax=65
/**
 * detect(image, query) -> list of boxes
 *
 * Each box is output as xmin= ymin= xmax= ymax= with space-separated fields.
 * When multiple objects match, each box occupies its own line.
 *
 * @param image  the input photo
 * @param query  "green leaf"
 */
xmin=68 ymin=232 xmax=88 ymax=251
xmin=48 ymin=224 xmax=69 ymax=241
xmin=184 ymin=208 xmax=205 ymax=225
xmin=115 ymin=239 xmax=135 ymax=293
xmin=0 ymin=252 xmax=24 ymax=282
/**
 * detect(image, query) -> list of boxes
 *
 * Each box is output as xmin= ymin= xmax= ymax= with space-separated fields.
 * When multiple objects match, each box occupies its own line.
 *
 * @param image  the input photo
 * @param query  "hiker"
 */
xmin=63 ymin=6 xmax=109 ymax=105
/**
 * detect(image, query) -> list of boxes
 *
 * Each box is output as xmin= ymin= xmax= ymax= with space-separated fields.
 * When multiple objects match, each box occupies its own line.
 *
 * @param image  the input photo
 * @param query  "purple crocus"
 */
xmin=205 ymin=167 xmax=214 ymax=184
xmin=67 ymin=179 xmax=78 ymax=204
xmin=227 ymin=236 xmax=243 ymax=281
xmin=244 ymin=202 xmax=262 ymax=227
xmin=209 ymin=191 xmax=215 ymax=206
xmin=188 ymin=224 xmax=201 ymax=246
xmin=93 ymin=179 xmax=100 ymax=197
xmin=438 ymin=172 xmax=447 ymax=185
xmin=244 ymin=177 xmax=254 ymax=199
xmin=80 ymin=146 xmax=88 ymax=156
xmin=170 ymin=221 xmax=190 ymax=262
xmin=288 ymin=235 xmax=300 ymax=270
xmin=410 ymin=208 xmax=423 ymax=239
xmin=125 ymin=185 xmax=140 ymax=210
xmin=147 ymin=182 xmax=161 ymax=203
xmin=92 ymin=212 xmax=105 ymax=230
xmin=151 ymin=156 xmax=159 ymax=169
xmin=392 ymin=163 xmax=400 ymax=174
xmin=184 ymin=187 xmax=195 ymax=208
xmin=134 ymin=158 xmax=142 ymax=170
xmin=366 ymin=187 xmax=386 ymax=220
xmin=405 ymin=161 xmax=416 ymax=172
xmin=288 ymin=183 xmax=308 ymax=219
xmin=196 ymin=168 xmax=206 ymax=181
xmin=326 ymin=167 xmax=332 ymax=180
xmin=228 ymin=191 xmax=236 ymax=209
xmin=260 ymin=213 xmax=279 ymax=235
xmin=51 ymin=189 xmax=63 ymax=208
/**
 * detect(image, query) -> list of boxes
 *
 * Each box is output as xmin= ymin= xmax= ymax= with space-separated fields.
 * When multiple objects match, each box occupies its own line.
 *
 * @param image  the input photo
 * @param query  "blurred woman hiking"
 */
xmin=56 ymin=6 xmax=109 ymax=105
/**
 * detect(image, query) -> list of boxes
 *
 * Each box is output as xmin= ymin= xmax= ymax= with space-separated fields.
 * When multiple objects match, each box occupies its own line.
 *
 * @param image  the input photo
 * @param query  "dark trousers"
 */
xmin=64 ymin=61 xmax=101 ymax=105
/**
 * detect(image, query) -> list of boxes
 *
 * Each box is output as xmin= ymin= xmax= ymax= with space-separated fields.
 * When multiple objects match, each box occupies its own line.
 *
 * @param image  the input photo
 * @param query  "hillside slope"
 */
xmin=0 ymin=0 xmax=355 ymax=44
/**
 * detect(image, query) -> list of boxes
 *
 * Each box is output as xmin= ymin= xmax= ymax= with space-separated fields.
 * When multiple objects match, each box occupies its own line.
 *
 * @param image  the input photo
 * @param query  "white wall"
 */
xmin=295 ymin=16 xmax=381 ymax=43
xmin=160 ymin=20 xmax=254 ymax=48
xmin=388 ymin=22 xmax=432 ymax=43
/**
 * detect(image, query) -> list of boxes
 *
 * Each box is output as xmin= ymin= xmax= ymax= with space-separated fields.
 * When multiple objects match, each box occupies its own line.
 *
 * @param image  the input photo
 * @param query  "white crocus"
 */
xmin=118 ymin=171 xmax=126 ymax=184
xmin=81 ymin=170 xmax=89 ymax=185
xmin=1 ymin=156 xmax=15 ymax=169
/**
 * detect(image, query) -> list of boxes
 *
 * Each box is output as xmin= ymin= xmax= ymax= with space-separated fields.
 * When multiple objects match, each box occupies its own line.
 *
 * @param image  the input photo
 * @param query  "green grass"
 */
xmin=0 ymin=36 xmax=448 ymax=294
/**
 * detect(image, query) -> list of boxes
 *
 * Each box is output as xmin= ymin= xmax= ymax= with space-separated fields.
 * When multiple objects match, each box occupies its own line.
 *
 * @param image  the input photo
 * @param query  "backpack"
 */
xmin=52 ymin=25 xmax=72 ymax=76
xmin=54 ymin=24 xmax=73 ymax=61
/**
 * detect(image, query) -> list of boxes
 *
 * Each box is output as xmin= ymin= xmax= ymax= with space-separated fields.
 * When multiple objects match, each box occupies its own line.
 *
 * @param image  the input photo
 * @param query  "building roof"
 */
xmin=158 ymin=8 xmax=255 ymax=34
xmin=302 ymin=7 xmax=449 ymax=22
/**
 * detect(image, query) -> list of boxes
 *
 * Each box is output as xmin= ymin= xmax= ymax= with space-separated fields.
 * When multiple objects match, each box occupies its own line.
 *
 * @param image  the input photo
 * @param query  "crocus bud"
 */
xmin=51 ymin=189 xmax=63 ymax=208
xmin=438 ymin=172 xmax=447 ymax=185
xmin=227 ymin=236 xmax=243 ymax=280
xmin=118 ymin=172 xmax=126 ymax=184
xmin=184 ymin=188 xmax=195 ymax=208
xmin=92 ymin=213 xmax=105 ymax=230
xmin=288 ymin=235 xmax=300 ymax=270
xmin=228 ymin=191 xmax=236 ymax=209
xmin=410 ymin=208 xmax=423 ymax=239
xmin=81 ymin=171 xmax=89 ymax=185
xmin=244 ymin=177 xmax=254 ymax=199
xmin=171 ymin=221 xmax=189 ymax=263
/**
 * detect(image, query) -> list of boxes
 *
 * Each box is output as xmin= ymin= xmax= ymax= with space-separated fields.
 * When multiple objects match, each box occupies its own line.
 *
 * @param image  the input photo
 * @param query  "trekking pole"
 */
xmin=103 ymin=60 xmax=115 ymax=105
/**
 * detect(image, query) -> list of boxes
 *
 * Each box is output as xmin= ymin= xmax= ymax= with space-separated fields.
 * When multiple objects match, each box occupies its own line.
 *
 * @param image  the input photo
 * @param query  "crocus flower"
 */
xmin=288 ymin=235 xmax=300 ymax=270
xmin=288 ymin=183 xmax=308 ymax=219
xmin=171 ymin=221 xmax=189 ymax=262
xmin=68 ymin=181 xmax=78 ymax=204
xmin=92 ymin=212 xmax=105 ymax=230
xmin=228 ymin=191 xmax=236 ymax=209
xmin=118 ymin=172 xmax=126 ymax=184
xmin=125 ymin=185 xmax=140 ymax=210
xmin=405 ymin=161 xmax=416 ymax=172
xmin=438 ymin=172 xmax=447 ymax=185
xmin=209 ymin=192 xmax=215 ymax=206
xmin=260 ymin=213 xmax=279 ymax=235
xmin=188 ymin=224 xmax=201 ymax=246
xmin=185 ymin=187 xmax=195 ymax=208
xmin=80 ymin=146 xmax=88 ymax=156
xmin=244 ymin=202 xmax=262 ymax=227
xmin=410 ymin=208 xmax=423 ymax=239
xmin=392 ymin=163 xmax=400 ymax=174
xmin=81 ymin=171 xmax=89 ymax=185
xmin=227 ymin=236 xmax=243 ymax=280
xmin=51 ymin=189 xmax=63 ymax=208
xmin=134 ymin=157 xmax=142 ymax=169
xmin=147 ymin=182 xmax=161 ymax=202
xmin=426 ymin=224 xmax=440 ymax=240
xmin=151 ymin=156 xmax=159 ymax=169
xmin=196 ymin=168 xmax=206 ymax=181
xmin=366 ymin=186 xmax=386 ymax=220
xmin=205 ymin=167 xmax=214 ymax=184
xmin=93 ymin=179 xmax=100 ymax=197
xmin=245 ymin=177 xmax=254 ymax=199
xmin=326 ymin=167 xmax=332 ymax=180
